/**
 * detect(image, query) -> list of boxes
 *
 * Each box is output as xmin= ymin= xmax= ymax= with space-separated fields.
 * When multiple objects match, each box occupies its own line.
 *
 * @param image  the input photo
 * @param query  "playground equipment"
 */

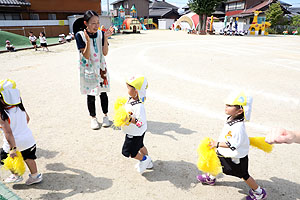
xmin=122 ymin=18 xmax=142 ymax=33
xmin=292 ymin=30 xmax=298 ymax=35
xmin=130 ymin=5 xmax=137 ymax=18
xmin=206 ymin=15 xmax=219 ymax=34
xmin=248 ymin=11 xmax=271 ymax=36
xmin=143 ymin=18 xmax=157 ymax=29
xmin=112 ymin=5 xmax=126 ymax=33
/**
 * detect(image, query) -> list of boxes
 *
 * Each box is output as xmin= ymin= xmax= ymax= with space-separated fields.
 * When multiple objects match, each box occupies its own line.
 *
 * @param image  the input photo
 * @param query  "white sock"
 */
xmin=209 ymin=174 xmax=216 ymax=180
xmin=31 ymin=173 xmax=39 ymax=178
xmin=254 ymin=186 xmax=262 ymax=194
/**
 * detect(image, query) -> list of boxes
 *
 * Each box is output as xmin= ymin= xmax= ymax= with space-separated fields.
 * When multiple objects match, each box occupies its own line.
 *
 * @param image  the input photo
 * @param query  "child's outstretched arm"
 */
xmin=0 ymin=118 xmax=17 ymax=157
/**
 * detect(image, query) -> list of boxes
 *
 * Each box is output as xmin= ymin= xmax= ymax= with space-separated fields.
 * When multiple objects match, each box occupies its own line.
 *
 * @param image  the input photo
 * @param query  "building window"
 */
xmin=257 ymin=17 xmax=266 ymax=24
xmin=48 ymin=14 xmax=56 ymax=20
xmin=226 ymin=1 xmax=245 ymax=11
xmin=236 ymin=1 xmax=245 ymax=10
xmin=30 ymin=13 xmax=39 ymax=20
xmin=0 ymin=13 xmax=21 ymax=20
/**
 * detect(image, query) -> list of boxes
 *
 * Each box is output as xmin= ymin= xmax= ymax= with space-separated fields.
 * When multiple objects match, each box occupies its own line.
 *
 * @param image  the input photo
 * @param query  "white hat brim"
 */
xmin=1 ymin=88 xmax=21 ymax=105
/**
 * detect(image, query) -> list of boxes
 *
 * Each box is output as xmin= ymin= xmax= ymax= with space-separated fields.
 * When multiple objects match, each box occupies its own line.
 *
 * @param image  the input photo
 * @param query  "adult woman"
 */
xmin=75 ymin=10 xmax=114 ymax=129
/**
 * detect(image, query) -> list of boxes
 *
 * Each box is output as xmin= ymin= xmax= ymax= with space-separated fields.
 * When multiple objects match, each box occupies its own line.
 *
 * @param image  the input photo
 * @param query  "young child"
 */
xmin=28 ymin=31 xmax=37 ymax=51
xmin=0 ymin=79 xmax=42 ymax=185
xmin=39 ymin=32 xmax=49 ymax=51
xmin=197 ymin=92 xmax=267 ymax=200
xmin=121 ymin=75 xmax=152 ymax=174
xmin=5 ymin=40 xmax=15 ymax=52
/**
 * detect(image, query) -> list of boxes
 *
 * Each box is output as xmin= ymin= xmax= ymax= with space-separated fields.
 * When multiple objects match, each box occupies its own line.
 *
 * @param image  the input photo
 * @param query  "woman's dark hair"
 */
xmin=0 ymin=95 xmax=25 ymax=121
xmin=84 ymin=10 xmax=99 ymax=23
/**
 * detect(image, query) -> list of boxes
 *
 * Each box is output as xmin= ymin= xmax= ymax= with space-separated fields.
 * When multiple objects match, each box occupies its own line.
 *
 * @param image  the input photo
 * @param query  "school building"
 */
xmin=224 ymin=0 xmax=291 ymax=24
xmin=0 ymin=0 xmax=101 ymax=37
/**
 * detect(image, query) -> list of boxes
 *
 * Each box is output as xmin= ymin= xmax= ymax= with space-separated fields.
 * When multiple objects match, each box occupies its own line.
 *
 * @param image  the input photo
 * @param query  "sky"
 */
xmin=101 ymin=0 xmax=300 ymax=13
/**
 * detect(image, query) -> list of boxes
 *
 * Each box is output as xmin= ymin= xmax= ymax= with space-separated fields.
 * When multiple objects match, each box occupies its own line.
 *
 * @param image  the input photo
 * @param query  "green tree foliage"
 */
xmin=291 ymin=15 xmax=300 ymax=27
xmin=188 ymin=0 xmax=223 ymax=34
xmin=266 ymin=2 xmax=284 ymax=28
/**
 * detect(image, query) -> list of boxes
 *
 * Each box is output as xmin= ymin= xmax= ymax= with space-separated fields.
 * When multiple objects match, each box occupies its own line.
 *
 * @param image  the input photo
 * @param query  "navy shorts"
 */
xmin=122 ymin=132 xmax=145 ymax=158
xmin=217 ymin=152 xmax=250 ymax=180
xmin=0 ymin=144 xmax=37 ymax=165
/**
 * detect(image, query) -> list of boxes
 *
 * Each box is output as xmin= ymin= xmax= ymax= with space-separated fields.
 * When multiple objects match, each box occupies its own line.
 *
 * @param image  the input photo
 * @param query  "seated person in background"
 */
xmin=5 ymin=40 xmax=15 ymax=52
xmin=58 ymin=34 xmax=66 ymax=43
xmin=66 ymin=33 xmax=72 ymax=42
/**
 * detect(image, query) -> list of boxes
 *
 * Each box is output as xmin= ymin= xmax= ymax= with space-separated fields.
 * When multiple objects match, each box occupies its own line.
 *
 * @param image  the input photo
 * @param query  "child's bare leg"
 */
xmin=139 ymin=146 xmax=148 ymax=155
xmin=244 ymin=176 xmax=259 ymax=190
xmin=24 ymin=159 xmax=38 ymax=174
xmin=132 ymin=152 xmax=144 ymax=161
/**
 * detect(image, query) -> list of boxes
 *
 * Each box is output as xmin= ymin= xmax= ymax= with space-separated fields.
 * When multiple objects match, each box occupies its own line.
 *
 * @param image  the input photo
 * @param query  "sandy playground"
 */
xmin=0 ymin=30 xmax=300 ymax=200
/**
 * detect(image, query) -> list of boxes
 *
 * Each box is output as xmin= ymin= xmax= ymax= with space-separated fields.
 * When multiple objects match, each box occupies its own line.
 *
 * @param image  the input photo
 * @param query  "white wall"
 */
xmin=213 ymin=22 xmax=250 ymax=34
xmin=158 ymin=19 xmax=175 ymax=29
xmin=99 ymin=16 xmax=112 ymax=29
xmin=0 ymin=20 xmax=69 ymax=27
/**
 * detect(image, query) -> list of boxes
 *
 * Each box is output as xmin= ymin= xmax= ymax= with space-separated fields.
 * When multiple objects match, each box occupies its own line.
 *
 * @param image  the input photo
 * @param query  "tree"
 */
xmin=188 ymin=0 xmax=223 ymax=34
xmin=291 ymin=15 xmax=300 ymax=27
xmin=266 ymin=2 xmax=284 ymax=32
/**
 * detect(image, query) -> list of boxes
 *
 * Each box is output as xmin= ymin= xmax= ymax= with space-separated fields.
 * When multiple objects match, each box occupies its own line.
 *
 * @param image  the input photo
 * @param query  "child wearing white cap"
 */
xmin=197 ymin=91 xmax=267 ymax=200
xmin=121 ymin=75 xmax=153 ymax=174
xmin=0 ymin=79 xmax=42 ymax=185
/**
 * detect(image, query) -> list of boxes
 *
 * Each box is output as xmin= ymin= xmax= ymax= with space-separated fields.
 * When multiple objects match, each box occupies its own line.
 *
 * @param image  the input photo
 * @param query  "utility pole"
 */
xmin=107 ymin=0 xmax=110 ymax=16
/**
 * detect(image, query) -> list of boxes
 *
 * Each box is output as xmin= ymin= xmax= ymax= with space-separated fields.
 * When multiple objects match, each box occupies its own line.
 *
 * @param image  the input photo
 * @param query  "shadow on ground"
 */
xmin=218 ymin=177 xmax=300 ymax=200
xmin=147 ymin=121 xmax=196 ymax=140
xmin=13 ymin=163 xmax=113 ymax=200
xmin=36 ymin=148 xmax=59 ymax=159
xmin=143 ymin=160 xmax=198 ymax=190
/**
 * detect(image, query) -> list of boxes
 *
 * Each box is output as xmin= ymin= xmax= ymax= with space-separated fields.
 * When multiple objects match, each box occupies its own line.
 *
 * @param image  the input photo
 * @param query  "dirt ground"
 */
xmin=1 ymin=30 xmax=300 ymax=200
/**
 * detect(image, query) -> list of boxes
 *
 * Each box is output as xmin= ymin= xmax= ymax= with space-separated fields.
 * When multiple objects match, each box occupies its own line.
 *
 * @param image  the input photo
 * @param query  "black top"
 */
xmin=75 ymin=30 xmax=106 ymax=50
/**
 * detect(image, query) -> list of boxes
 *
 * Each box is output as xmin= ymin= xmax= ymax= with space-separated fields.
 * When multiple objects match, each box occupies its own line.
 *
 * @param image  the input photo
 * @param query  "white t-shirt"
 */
xmin=29 ymin=35 xmax=37 ymax=42
xmin=122 ymin=98 xmax=147 ymax=136
xmin=217 ymin=118 xmax=249 ymax=159
xmin=39 ymin=36 xmax=47 ymax=43
xmin=1 ymin=107 xmax=35 ymax=152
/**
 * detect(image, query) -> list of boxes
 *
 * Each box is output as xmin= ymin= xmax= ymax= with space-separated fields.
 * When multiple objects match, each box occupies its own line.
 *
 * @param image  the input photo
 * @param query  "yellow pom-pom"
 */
xmin=3 ymin=151 xmax=26 ymax=176
xmin=197 ymin=137 xmax=222 ymax=176
xmin=113 ymin=106 xmax=130 ymax=127
xmin=114 ymin=97 xmax=127 ymax=112
xmin=249 ymin=137 xmax=273 ymax=153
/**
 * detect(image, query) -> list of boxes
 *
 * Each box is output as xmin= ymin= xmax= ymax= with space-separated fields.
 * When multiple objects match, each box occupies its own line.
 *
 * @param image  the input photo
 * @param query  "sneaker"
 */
xmin=247 ymin=188 xmax=267 ymax=200
xmin=135 ymin=159 xmax=153 ymax=169
xmin=136 ymin=155 xmax=152 ymax=174
xmin=147 ymin=160 xmax=153 ymax=169
xmin=91 ymin=118 xmax=100 ymax=130
xmin=197 ymin=174 xmax=216 ymax=186
xmin=102 ymin=116 xmax=111 ymax=128
xmin=4 ymin=174 xmax=23 ymax=183
xmin=25 ymin=173 xmax=43 ymax=185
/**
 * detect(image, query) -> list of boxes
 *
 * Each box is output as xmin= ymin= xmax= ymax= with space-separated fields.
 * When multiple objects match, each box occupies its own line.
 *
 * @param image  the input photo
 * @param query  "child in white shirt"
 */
xmin=28 ymin=31 xmax=37 ymax=51
xmin=39 ymin=32 xmax=49 ymax=51
xmin=121 ymin=75 xmax=153 ymax=174
xmin=197 ymin=92 xmax=267 ymax=200
xmin=0 ymin=79 xmax=42 ymax=185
